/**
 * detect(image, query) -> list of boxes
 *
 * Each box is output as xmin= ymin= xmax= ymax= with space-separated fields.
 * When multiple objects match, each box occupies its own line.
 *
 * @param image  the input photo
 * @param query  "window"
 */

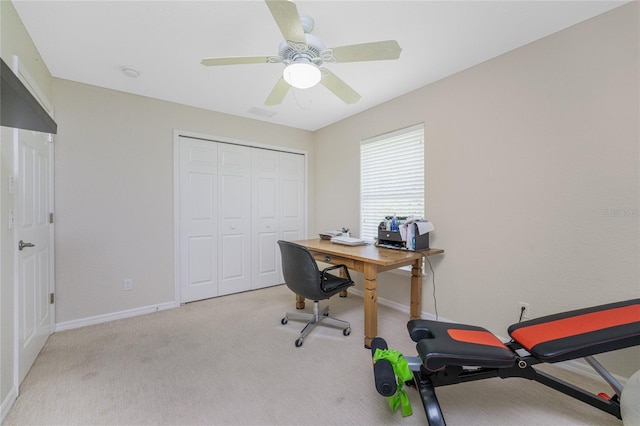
xmin=360 ymin=124 xmax=425 ymax=241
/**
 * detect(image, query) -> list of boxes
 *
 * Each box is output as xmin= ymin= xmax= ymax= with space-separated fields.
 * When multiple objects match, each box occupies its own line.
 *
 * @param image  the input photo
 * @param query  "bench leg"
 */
xmin=532 ymin=368 xmax=621 ymax=419
xmin=585 ymin=355 xmax=623 ymax=397
xmin=415 ymin=372 xmax=446 ymax=426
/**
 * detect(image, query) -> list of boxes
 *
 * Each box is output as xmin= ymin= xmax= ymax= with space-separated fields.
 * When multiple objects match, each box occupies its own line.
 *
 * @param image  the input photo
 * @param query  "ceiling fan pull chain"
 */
xmin=292 ymin=88 xmax=312 ymax=110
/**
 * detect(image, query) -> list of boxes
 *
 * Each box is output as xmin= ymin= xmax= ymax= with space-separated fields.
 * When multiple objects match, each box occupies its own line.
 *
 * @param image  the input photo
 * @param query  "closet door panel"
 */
xmin=179 ymin=139 xmax=218 ymax=303
xmin=188 ymin=236 xmax=216 ymax=288
xmin=251 ymin=149 xmax=281 ymax=289
xmin=280 ymin=152 xmax=305 ymax=245
xmin=218 ymin=144 xmax=251 ymax=295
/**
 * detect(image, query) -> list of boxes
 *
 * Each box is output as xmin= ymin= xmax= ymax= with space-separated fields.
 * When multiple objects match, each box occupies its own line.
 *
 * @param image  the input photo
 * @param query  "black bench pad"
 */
xmin=508 ymin=299 xmax=640 ymax=362
xmin=408 ymin=319 xmax=516 ymax=372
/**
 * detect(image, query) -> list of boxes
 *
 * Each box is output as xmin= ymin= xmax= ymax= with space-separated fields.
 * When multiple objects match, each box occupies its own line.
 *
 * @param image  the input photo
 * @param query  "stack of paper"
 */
xmin=330 ymin=236 xmax=368 ymax=246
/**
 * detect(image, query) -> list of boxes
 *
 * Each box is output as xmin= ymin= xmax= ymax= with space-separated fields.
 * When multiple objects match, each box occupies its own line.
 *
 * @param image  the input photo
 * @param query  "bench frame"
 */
xmin=372 ymin=298 xmax=640 ymax=425
xmin=406 ymin=344 xmax=623 ymax=426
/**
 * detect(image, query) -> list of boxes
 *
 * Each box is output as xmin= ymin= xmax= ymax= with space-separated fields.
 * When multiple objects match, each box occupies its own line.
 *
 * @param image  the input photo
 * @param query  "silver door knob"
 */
xmin=18 ymin=240 xmax=35 ymax=251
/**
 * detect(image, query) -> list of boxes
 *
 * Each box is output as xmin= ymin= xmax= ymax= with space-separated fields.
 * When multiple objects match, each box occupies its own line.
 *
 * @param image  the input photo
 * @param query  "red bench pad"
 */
xmin=508 ymin=299 xmax=640 ymax=362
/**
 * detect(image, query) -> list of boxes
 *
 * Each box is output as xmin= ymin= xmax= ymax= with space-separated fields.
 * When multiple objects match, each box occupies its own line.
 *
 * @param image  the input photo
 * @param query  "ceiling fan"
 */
xmin=200 ymin=0 xmax=402 ymax=106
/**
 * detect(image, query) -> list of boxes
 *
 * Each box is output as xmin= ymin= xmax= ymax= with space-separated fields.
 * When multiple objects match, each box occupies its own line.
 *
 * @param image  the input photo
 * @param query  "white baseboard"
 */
xmin=347 ymin=288 xmax=449 ymax=322
xmin=0 ymin=386 xmax=18 ymax=424
xmin=55 ymin=301 xmax=178 ymax=332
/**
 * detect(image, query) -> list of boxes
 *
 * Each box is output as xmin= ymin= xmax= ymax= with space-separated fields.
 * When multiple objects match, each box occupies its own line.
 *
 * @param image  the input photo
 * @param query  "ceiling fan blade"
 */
xmin=201 ymin=56 xmax=271 ymax=66
xmin=320 ymin=69 xmax=361 ymax=104
xmin=265 ymin=77 xmax=291 ymax=105
xmin=265 ymin=0 xmax=307 ymax=48
xmin=331 ymin=40 xmax=402 ymax=63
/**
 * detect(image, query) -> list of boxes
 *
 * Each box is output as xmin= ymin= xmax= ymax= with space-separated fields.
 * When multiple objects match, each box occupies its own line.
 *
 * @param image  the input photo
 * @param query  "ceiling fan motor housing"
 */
xmin=279 ymin=33 xmax=328 ymax=66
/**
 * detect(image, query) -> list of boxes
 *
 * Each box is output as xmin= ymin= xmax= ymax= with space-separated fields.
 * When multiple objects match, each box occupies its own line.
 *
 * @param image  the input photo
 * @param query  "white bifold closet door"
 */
xmin=178 ymin=136 xmax=304 ymax=303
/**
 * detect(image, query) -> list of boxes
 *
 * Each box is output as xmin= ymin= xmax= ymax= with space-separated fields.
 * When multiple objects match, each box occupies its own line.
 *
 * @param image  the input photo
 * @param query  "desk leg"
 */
xmin=363 ymin=263 xmax=378 ymax=348
xmin=339 ymin=268 xmax=348 ymax=298
xmin=296 ymin=295 xmax=305 ymax=310
xmin=410 ymin=258 xmax=423 ymax=319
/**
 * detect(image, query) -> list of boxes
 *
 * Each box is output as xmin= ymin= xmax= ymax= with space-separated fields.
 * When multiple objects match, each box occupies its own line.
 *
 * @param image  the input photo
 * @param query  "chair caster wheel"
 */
xmin=343 ymin=327 xmax=351 ymax=336
xmin=281 ymin=317 xmax=288 ymax=325
xmin=295 ymin=338 xmax=304 ymax=347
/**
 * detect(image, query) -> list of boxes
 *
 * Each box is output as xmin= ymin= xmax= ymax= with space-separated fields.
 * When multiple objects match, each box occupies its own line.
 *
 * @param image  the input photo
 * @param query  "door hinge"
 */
xmin=49 ymin=213 xmax=54 ymax=224
xmin=49 ymin=293 xmax=55 ymax=304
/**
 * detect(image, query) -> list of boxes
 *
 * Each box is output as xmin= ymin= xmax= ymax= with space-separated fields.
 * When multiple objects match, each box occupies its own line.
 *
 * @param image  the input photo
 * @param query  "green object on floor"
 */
xmin=373 ymin=348 xmax=413 ymax=417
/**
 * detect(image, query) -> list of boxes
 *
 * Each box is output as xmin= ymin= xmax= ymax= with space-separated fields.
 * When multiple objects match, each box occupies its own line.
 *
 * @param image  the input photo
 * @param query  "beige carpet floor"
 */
xmin=3 ymin=284 xmax=621 ymax=425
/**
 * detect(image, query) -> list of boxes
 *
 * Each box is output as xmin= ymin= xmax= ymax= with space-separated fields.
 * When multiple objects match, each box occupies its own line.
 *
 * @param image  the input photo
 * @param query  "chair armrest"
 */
xmin=321 ymin=264 xmax=352 ymax=282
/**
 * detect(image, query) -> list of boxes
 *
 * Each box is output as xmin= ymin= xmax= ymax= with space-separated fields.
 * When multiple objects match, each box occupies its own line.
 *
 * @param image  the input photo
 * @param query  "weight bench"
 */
xmin=372 ymin=299 xmax=640 ymax=425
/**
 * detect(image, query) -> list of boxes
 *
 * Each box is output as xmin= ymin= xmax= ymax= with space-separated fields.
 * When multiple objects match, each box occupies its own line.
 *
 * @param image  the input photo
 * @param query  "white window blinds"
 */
xmin=360 ymin=124 xmax=424 ymax=241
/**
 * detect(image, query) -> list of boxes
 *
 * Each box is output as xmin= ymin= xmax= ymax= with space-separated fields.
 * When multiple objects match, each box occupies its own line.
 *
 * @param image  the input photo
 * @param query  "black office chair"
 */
xmin=277 ymin=240 xmax=355 ymax=347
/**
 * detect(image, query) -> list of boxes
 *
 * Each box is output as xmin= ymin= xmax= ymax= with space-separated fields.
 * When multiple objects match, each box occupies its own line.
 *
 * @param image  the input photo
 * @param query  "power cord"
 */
xmin=518 ymin=305 xmax=526 ymax=323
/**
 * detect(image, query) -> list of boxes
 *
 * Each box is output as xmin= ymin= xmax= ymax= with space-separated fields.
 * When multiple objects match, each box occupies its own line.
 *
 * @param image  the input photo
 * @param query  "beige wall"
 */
xmin=52 ymin=79 xmax=315 ymax=323
xmin=314 ymin=3 xmax=639 ymax=377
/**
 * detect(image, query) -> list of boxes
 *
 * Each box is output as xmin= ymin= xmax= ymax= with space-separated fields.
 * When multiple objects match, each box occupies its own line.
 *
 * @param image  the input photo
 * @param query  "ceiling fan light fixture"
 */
xmin=282 ymin=62 xmax=321 ymax=89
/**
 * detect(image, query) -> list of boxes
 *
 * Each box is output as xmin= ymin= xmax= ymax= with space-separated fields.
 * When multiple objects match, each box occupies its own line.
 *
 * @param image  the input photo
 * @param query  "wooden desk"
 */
xmin=294 ymin=238 xmax=444 ymax=347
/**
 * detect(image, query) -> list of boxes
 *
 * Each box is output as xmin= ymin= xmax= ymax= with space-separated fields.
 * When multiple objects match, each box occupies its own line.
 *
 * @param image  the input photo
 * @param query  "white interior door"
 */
xmin=16 ymin=129 xmax=53 ymax=384
xmin=218 ymin=144 xmax=251 ymax=296
xmin=178 ymin=138 xmax=218 ymax=303
xmin=251 ymin=149 xmax=280 ymax=289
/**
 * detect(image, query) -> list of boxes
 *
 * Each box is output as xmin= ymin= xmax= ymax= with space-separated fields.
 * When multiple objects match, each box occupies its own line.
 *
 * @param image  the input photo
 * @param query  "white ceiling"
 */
xmin=12 ymin=0 xmax=628 ymax=131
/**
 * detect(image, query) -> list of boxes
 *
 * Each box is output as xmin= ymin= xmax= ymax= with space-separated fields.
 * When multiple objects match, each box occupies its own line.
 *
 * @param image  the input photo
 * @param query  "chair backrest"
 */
xmin=277 ymin=240 xmax=324 ymax=301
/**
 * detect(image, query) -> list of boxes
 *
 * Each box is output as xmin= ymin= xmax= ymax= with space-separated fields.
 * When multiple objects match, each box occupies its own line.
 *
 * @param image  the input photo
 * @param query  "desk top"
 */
xmin=295 ymin=238 xmax=444 ymax=267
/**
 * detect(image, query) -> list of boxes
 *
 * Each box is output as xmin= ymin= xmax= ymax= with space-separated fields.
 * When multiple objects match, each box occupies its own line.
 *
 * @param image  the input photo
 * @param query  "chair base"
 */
xmin=282 ymin=300 xmax=351 ymax=347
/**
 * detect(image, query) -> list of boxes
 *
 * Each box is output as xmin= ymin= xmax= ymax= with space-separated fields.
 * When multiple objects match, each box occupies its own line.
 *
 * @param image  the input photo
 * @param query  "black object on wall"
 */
xmin=1 ymin=57 xmax=57 ymax=134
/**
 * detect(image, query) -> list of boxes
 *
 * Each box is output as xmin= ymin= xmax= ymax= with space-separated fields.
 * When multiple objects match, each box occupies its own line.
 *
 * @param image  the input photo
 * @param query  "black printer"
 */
xmin=376 ymin=216 xmax=431 ymax=251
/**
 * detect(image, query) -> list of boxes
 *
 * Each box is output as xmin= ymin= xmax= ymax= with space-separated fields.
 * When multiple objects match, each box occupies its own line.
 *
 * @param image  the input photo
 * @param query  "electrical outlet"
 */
xmin=519 ymin=302 xmax=531 ymax=320
xmin=123 ymin=278 xmax=133 ymax=292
